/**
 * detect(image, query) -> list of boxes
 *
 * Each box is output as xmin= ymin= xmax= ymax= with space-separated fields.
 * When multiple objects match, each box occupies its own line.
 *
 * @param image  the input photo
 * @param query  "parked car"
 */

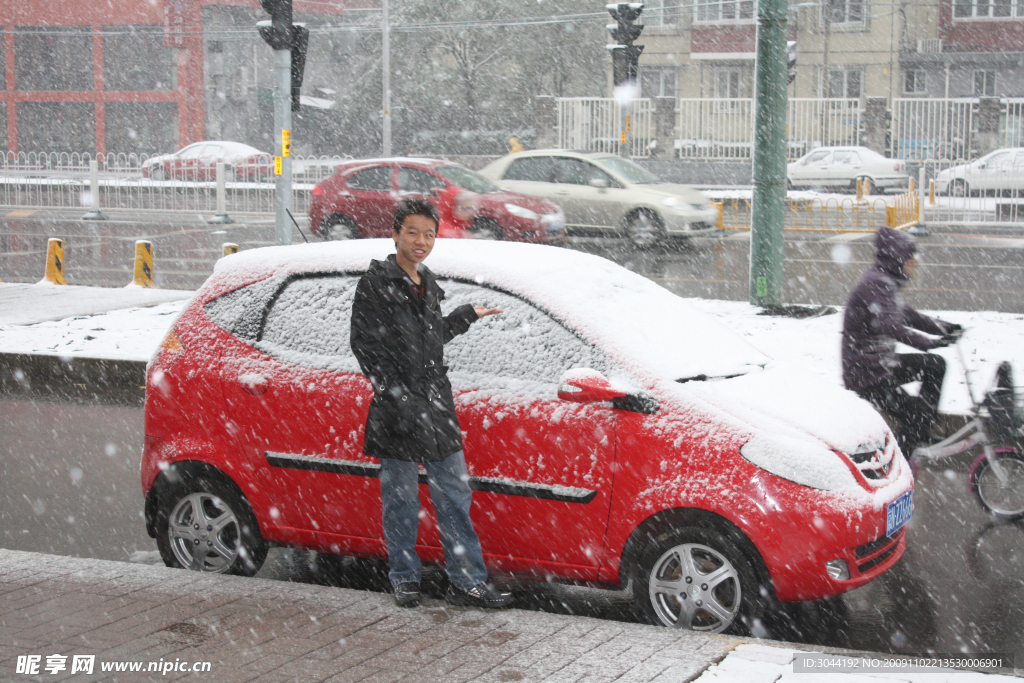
xmin=308 ymin=158 xmax=565 ymax=242
xmin=935 ymin=148 xmax=1024 ymax=197
xmin=787 ymin=146 xmax=909 ymax=193
xmin=142 ymin=239 xmax=913 ymax=634
xmin=478 ymin=150 xmax=718 ymax=247
xmin=142 ymin=141 xmax=273 ymax=181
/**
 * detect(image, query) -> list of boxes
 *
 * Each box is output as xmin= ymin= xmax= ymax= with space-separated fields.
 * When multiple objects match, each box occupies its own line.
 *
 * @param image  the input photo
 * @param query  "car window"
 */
xmin=202 ymin=144 xmax=223 ymax=158
xmin=440 ymin=281 xmax=615 ymax=394
xmin=804 ymin=151 xmax=831 ymax=165
xmin=1015 ymin=152 xmax=1024 ymax=170
xmin=204 ymin=275 xmax=288 ymax=343
xmin=553 ymin=158 xmax=614 ymax=186
xmin=503 ymin=157 xmax=554 ymax=182
xmin=435 ymin=165 xmax=501 ymax=194
xmin=346 ymin=166 xmax=392 ymax=191
xmin=177 ymin=143 xmax=203 ymax=158
xmin=255 ymin=275 xmax=362 ymax=373
xmin=592 ymin=155 xmax=659 ymax=184
xmin=832 ymin=151 xmax=860 ymax=165
xmin=398 ymin=166 xmax=443 ymax=194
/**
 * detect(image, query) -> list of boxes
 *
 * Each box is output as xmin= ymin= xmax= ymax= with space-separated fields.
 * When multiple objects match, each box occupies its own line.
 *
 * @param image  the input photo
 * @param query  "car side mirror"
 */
xmin=558 ymin=369 xmax=625 ymax=403
xmin=588 ymin=177 xmax=610 ymax=189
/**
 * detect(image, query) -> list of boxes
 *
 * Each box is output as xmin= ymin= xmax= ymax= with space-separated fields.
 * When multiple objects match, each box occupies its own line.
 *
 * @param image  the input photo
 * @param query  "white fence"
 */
xmin=556 ymin=98 xmax=654 ymax=158
xmin=890 ymin=98 xmax=976 ymax=161
xmin=0 ymin=153 xmax=347 ymax=215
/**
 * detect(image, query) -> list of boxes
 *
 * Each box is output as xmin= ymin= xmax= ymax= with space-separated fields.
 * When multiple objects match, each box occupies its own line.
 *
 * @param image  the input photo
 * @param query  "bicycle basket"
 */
xmin=984 ymin=362 xmax=1021 ymax=440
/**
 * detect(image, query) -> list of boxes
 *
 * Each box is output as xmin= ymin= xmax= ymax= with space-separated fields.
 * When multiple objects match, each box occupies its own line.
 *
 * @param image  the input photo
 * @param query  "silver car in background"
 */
xmin=480 ymin=150 xmax=718 ymax=247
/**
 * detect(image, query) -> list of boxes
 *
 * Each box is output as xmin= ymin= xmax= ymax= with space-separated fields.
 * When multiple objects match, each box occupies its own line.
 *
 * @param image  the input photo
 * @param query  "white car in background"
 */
xmin=479 ymin=150 xmax=718 ymax=247
xmin=787 ymin=146 xmax=909 ymax=193
xmin=935 ymin=148 xmax=1024 ymax=197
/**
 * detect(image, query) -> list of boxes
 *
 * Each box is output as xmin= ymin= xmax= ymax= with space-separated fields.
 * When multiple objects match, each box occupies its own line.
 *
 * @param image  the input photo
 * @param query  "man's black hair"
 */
xmin=393 ymin=198 xmax=439 ymax=234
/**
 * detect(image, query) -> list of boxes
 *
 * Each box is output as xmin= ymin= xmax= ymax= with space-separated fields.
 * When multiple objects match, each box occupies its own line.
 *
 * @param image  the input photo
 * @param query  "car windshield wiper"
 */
xmin=675 ymin=365 xmax=766 ymax=384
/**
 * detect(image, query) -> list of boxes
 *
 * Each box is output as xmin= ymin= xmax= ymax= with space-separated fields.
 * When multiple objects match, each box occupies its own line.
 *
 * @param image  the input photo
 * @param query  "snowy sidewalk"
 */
xmin=1 ymin=549 xmax=1018 ymax=682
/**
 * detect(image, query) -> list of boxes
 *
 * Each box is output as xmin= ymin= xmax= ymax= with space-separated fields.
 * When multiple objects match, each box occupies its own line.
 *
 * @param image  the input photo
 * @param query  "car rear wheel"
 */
xmin=634 ymin=526 xmax=767 ymax=634
xmin=472 ymin=217 xmax=503 ymax=240
xmin=321 ymin=216 xmax=359 ymax=241
xmin=951 ymin=179 xmax=970 ymax=197
xmin=149 ymin=165 xmax=166 ymax=181
xmin=624 ymin=210 xmax=662 ymax=249
xmin=155 ymin=473 xmax=266 ymax=576
xmin=223 ymin=166 xmax=236 ymax=182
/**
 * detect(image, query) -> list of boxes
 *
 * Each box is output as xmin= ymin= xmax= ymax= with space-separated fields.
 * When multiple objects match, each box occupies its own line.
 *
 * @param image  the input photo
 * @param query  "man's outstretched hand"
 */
xmin=474 ymin=306 xmax=503 ymax=318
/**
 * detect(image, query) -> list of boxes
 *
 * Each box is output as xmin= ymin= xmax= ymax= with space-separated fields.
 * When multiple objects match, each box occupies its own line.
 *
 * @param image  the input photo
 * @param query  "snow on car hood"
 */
xmin=213 ymin=239 xmax=768 ymax=384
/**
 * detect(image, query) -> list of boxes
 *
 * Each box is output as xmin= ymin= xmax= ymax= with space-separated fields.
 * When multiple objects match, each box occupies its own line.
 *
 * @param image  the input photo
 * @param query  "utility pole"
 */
xmin=750 ymin=0 xmax=788 ymax=306
xmin=382 ymin=0 xmax=391 ymax=156
xmin=259 ymin=0 xmax=308 ymax=246
xmin=606 ymin=3 xmax=644 ymax=159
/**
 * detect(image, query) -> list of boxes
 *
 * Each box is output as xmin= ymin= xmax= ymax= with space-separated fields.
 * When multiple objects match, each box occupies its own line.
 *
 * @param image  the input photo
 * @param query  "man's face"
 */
xmin=902 ymin=254 xmax=918 ymax=278
xmin=394 ymin=214 xmax=437 ymax=266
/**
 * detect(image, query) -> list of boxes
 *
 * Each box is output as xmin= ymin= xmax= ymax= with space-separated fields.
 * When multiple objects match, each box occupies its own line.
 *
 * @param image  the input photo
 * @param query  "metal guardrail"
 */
xmin=556 ymin=98 xmax=654 ymax=158
xmin=711 ymin=194 xmax=894 ymax=233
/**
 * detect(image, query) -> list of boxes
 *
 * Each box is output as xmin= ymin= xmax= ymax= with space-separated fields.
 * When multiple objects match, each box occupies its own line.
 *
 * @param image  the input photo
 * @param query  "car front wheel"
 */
xmin=149 ymin=165 xmax=166 ymax=181
xmin=472 ymin=217 xmax=503 ymax=240
xmin=634 ymin=526 xmax=767 ymax=634
xmin=951 ymin=179 xmax=970 ymax=197
xmin=624 ymin=210 xmax=662 ymax=249
xmin=321 ymin=216 xmax=359 ymax=241
xmin=155 ymin=472 xmax=267 ymax=576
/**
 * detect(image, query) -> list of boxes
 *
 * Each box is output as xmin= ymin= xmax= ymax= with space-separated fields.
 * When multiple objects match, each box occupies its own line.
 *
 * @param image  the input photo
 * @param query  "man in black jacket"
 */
xmin=350 ymin=199 xmax=513 ymax=609
xmin=842 ymin=227 xmax=962 ymax=457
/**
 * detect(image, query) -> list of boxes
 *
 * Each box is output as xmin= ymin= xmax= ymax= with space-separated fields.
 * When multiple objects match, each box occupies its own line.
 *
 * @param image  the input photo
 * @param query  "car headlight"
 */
xmin=504 ymin=203 xmax=539 ymax=221
xmin=740 ymin=434 xmax=858 ymax=492
xmin=540 ymin=209 xmax=564 ymax=232
xmin=662 ymin=197 xmax=706 ymax=212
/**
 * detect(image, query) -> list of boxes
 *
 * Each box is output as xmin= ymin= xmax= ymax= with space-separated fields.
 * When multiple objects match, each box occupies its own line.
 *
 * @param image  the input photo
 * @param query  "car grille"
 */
xmin=848 ymin=435 xmax=895 ymax=480
xmin=855 ymin=527 xmax=905 ymax=572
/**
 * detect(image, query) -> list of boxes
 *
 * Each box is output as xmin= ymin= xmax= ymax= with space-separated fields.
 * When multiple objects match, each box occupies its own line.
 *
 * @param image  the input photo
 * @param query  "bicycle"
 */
xmin=912 ymin=338 xmax=1024 ymax=522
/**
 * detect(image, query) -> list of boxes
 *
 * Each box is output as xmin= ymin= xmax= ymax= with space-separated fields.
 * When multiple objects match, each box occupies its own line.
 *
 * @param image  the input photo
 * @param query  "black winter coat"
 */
xmin=350 ymin=254 xmax=479 ymax=462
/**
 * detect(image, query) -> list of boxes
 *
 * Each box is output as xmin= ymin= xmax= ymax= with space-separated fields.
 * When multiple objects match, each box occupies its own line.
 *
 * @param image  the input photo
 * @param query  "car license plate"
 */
xmin=885 ymin=489 xmax=912 ymax=536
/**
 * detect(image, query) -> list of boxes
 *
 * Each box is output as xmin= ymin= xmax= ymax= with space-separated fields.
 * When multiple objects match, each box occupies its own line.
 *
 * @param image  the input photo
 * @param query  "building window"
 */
xmin=18 ymin=103 xmax=96 ymax=154
xmin=105 ymin=103 xmax=179 ymax=155
xmin=641 ymin=68 xmax=678 ymax=98
xmin=15 ymin=27 xmax=93 ymax=91
xmin=103 ymin=26 xmax=175 ymax=91
xmin=714 ymin=67 xmax=747 ymax=112
xmin=644 ymin=0 xmax=675 ymax=26
xmin=954 ymin=0 xmax=1023 ymax=17
xmin=695 ymin=0 xmax=755 ymax=24
xmin=974 ymin=70 xmax=996 ymax=96
xmin=904 ymin=70 xmax=926 ymax=94
xmin=822 ymin=67 xmax=863 ymax=100
xmin=823 ymin=0 xmax=866 ymax=25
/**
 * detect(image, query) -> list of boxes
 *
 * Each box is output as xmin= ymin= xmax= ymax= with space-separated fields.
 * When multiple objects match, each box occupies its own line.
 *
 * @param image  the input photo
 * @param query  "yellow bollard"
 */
xmin=856 ymin=178 xmax=863 ymax=201
xmin=713 ymin=202 xmax=724 ymax=230
xmin=929 ymin=180 xmax=936 ymax=205
xmin=909 ymin=177 xmax=915 ymax=193
xmin=44 ymin=238 xmax=66 ymax=285
xmin=222 ymin=242 xmax=239 ymax=257
xmin=132 ymin=240 xmax=154 ymax=288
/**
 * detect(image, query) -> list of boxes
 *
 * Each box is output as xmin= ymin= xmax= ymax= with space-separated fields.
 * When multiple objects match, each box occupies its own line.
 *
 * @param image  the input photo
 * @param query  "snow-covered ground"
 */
xmin=0 ymin=281 xmax=1021 ymax=415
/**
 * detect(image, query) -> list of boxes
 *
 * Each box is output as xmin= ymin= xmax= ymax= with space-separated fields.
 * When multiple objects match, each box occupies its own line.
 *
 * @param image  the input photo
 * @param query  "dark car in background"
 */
xmin=308 ymin=158 xmax=565 ymax=242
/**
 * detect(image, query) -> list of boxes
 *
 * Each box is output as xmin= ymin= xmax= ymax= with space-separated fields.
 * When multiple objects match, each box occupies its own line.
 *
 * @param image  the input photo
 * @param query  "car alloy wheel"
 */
xmin=322 ymin=216 xmax=358 ymax=241
xmin=156 ymin=473 xmax=266 ymax=576
xmin=624 ymin=211 xmax=661 ymax=249
xmin=635 ymin=526 xmax=765 ymax=634
xmin=472 ymin=218 xmax=503 ymax=240
xmin=971 ymin=449 xmax=1024 ymax=522
xmin=951 ymin=179 xmax=969 ymax=198
xmin=149 ymin=165 xmax=166 ymax=181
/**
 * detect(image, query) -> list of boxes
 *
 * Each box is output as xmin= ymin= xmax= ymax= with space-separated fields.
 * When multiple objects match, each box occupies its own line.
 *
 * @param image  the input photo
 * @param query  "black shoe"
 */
xmin=444 ymin=583 xmax=513 ymax=609
xmin=393 ymin=582 xmax=421 ymax=608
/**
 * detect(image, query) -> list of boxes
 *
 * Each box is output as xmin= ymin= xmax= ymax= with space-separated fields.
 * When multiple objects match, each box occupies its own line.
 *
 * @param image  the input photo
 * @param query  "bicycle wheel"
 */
xmin=970 ymin=449 xmax=1024 ymax=522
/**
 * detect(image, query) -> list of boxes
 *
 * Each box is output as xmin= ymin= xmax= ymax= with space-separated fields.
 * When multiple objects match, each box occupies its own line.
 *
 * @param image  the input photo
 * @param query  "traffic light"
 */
xmin=258 ymin=0 xmax=292 ymax=51
xmin=787 ymin=41 xmax=797 ymax=85
xmin=291 ymin=24 xmax=309 ymax=112
xmin=607 ymin=3 xmax=644 ymax=88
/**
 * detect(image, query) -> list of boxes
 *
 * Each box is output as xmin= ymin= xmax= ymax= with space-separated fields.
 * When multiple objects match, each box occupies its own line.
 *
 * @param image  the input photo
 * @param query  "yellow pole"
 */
xmin=131 ymin=240 xmax=154 ymax=288
xmin=856 ymin=178 xmax=863 ymax=201
xmin=222 ymin=243 xmax=239 ymax=257
xmin=929 ymin=180 xmax=936 ymax=205
xmin=44 ymin=238 xmax=66 ymax=285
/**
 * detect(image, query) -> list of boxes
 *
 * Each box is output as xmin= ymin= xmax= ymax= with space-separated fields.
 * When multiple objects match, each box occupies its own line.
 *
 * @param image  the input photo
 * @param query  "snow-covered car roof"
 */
xmin=210 ymin=239 xmax=769 ymax=384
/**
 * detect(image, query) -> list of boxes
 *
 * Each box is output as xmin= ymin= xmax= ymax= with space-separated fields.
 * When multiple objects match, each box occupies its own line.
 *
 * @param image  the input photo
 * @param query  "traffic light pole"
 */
xmin=750 ymin=0 xmax=788 ymax=306
xmin=274 ymin=48 xmax=293 ymax=246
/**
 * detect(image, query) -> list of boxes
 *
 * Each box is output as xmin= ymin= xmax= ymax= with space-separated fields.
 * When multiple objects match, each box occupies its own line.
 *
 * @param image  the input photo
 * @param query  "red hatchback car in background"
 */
xmin=142 ymin=240 xmax=913 ymax=634
xmin=308 ymin=158 xmax=565 ymax=242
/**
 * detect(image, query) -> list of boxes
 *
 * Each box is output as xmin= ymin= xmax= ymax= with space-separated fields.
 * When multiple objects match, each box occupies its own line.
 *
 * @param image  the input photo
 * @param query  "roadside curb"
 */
xmin=0 ymin=352 xmax=145 ymax=404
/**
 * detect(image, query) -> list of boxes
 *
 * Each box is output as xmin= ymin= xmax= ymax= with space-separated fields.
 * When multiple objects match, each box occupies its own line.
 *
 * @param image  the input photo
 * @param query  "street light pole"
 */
xmin=750 ymin=0 xmax=789 ymax=307
xmin=382 ymin=0 xmax=391 ymax=156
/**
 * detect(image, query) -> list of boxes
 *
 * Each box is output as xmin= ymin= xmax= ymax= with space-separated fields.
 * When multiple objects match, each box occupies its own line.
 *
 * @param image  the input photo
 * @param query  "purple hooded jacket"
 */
xmin=841 ymin=227 xmax=950 ymax=391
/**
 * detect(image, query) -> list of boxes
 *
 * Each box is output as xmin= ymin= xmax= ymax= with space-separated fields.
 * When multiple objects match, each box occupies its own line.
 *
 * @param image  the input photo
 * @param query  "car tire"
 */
xmin=155 ymin=470 xmax=267 ymax=576
xmin=951 ymin=179 xmax=969 ymax=198
xmin=624 ymin=210 xmax=662 ymax=249
xmin=224 ymin=166 xmax=237 ymax=182
xmin=634 ymin=525 xmax=768 ymax=635
xmin=971 ymin=449 xmax=1024 ymax=522
xmin=149 ymin=165 xmax=166 ymax=181
xmin=786 ymin=178 xmax=793 ymax=192
xmin=472 ymin=217 xmax=504 ymax=240
xmin=321 ymin=216 xmax=359 ymax=241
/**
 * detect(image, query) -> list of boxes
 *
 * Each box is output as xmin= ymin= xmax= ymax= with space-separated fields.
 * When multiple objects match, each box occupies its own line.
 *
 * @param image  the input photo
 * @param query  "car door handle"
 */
xmin=238 ymin=374 xmax=269 ymax=396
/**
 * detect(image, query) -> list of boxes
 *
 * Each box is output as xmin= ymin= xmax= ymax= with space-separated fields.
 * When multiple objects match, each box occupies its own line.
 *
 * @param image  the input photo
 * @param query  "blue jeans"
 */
xmin=379 ymin=450 xmax=488 ymax=590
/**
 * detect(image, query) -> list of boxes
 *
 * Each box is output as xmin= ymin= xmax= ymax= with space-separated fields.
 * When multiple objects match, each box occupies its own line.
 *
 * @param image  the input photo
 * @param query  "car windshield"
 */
xmin=592 ymin=156 xmax=661 ymax=184
xmin=436 ymin=165 xmax=501 ymax=194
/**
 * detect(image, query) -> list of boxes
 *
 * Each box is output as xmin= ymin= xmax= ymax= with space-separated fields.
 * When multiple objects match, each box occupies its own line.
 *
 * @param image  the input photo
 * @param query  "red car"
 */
xmin=308 ymin=158 xmax=565 ymax=242
xmin=142 ymin=240 xmax=913 ymax=634
xmin=142 ymin=141 xmax=273 ymax=182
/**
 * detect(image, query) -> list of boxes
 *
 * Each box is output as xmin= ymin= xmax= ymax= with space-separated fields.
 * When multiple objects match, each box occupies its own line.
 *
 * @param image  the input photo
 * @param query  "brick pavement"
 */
xmin=0 ymin=549 xmax=742 ymax=682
